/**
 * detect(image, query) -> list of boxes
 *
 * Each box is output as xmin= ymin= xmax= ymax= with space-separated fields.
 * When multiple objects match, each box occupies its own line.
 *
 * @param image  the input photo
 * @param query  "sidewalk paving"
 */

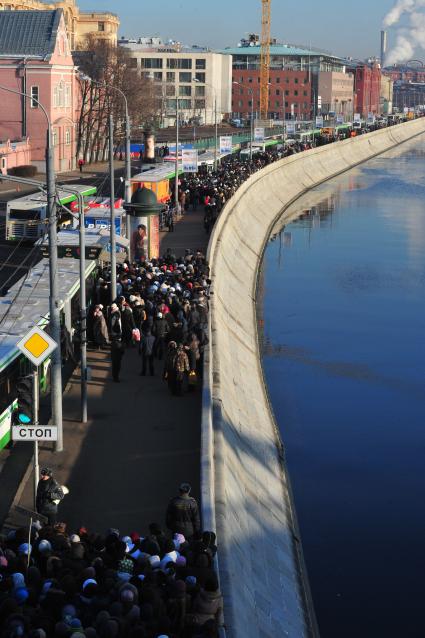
xmin=15 ymin=207 xmax=209 ymax=532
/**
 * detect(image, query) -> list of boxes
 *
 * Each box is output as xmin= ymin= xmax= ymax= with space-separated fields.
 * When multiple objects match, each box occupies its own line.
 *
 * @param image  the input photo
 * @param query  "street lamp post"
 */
xmin=194 ymin=78 xmax=218 ymax=170
xmin=0 ymin=84 xmax=63 ymax=452
xmin=233 ymin=82 xmax=254 ymax=159
xmin=80 ymin=74 xmax=131 ymax=277
xmin=175 ymin=99 xmax=179 ymax=215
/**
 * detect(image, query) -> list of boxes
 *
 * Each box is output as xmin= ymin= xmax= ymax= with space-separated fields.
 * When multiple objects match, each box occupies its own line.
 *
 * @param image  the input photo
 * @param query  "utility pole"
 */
xmin=46 ymin=128 xmax=63 ymax=453
xmin=109 ymin=114 xmax=117 ymax=302
xmin=32 ymin=368 xmax=39 ymax=510
xmin=175 ymin=100 xmax=179 ymax=216
xmin=214 ymin=95 xmax=218 ymax=171
xmin=77 ymin=191 xmax=87 ymax=423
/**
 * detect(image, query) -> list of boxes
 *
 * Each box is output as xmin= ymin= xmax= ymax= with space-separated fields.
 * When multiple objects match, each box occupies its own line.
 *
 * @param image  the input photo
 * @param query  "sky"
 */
xmin=79 ymin=0 xmax=419 ymax=62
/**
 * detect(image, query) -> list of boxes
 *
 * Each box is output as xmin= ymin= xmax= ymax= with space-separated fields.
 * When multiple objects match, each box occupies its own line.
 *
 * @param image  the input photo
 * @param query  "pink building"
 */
xmin=0 ymin=138 xmax=31 ymax=175
xmin=0 ymin=9 xmax=78 ymax=173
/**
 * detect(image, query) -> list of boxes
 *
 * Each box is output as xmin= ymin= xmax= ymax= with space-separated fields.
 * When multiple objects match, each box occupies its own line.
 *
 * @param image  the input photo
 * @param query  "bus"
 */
xmin=0 ymin=257 xmax=98 ymax=450
xmin=5 ymin=185 xmax=97 ymax=242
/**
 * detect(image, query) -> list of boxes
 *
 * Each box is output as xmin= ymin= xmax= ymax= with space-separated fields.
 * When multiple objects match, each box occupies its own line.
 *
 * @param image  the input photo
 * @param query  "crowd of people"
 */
xmin=91 ymin=248 xmax=210 ymax=392
xmin=0 ymin=479 xmax=223 ymax=638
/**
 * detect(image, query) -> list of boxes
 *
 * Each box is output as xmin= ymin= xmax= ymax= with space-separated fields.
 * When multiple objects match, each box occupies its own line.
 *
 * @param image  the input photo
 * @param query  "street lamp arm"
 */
xmin=0 ymin=83 xmax=51 ymax=137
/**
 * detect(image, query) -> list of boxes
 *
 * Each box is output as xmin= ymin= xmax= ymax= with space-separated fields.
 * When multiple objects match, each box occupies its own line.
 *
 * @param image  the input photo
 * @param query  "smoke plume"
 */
xmin=383 ymin=0 xmax=425 ymax=64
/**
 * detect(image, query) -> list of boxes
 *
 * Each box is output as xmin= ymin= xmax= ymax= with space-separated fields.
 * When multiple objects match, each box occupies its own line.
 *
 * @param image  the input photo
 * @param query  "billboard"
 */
xmin=354 ymin=113 xmax=361 ymax=122
xmin=286 ymin=121 xmax=296 ymax=135
xmin=254 ymin=127 xmax=265 ymax=142
xmin=219 ymin=135 xmax=233 ymax=154
xmin=336 ymin=114 xmax=344 ymax=124
xmin=181 ymin=149 xmax=198 ymax=173
xmin=315 ymin=116 xmax=324 ymax=128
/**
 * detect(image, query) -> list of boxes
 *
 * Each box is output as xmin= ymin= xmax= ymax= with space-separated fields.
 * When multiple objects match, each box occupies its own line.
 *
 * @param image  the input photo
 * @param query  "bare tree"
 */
xmin=74 ymin=38 xmax=160 ymax=163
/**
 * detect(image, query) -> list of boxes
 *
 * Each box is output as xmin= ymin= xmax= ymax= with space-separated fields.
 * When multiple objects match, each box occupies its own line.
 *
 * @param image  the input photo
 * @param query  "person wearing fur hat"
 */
xmin=36 ymin=468 xmax=64 ymax=526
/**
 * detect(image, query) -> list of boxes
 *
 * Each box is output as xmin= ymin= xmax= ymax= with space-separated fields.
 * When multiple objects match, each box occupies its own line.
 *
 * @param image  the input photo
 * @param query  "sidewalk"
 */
xmin=14 ymin=207 xmax=209 ymax=532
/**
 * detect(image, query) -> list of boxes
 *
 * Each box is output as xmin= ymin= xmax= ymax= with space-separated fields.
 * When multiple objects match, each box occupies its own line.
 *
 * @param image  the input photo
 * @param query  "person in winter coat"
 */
xmin=165 ymin=482 xmax=200 ymax=538
xmin=152 ymin=312 xmax=169 ymax=360
xmin=164 ymin=341 xmax=177 ymax=393
xmin=93 ymin=305 xmax=109 ymax=349
xmin=118 ymin=297 xmax=136 ymax=345
xmin=36 ymin=468 xmax=64 ymax=526
xmin=187 ymin=574 xmax=224 ymax=630
xmin=173 ymin=344 xmax=190 ymax=395
xmin=109 ymin=303 xmax=122 ymax=340
xmin=140 ymin=329 xmax=156 ymax=376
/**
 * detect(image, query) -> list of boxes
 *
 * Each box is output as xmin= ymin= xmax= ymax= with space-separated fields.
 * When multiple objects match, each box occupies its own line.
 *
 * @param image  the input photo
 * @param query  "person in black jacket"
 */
xmin=140 ymin=329 xmax=156 ymax=376
xmin=36 ymin=468 xmax=64 ymax=526
xmin=165 ymin=483 xmax=200 ymax=539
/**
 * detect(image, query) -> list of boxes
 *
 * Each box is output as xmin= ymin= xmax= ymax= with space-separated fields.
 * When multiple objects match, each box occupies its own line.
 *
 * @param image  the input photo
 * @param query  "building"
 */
xmin=318 ymin=71 xmax=354 ymax=119
xmin=120 ymin=40 xmax=232 ymax=127
xmin=0 ymin=9 xmax=78 ymax=172
xmin=380 ymin=74 xmax=393 ymax=115
xmin=223 ymin=37 xmax=349 ymax=121
xmin=392 ymin=81 xmax=425 ymax=112
xmin=0 ymin=0 xmax=119 ymax=49
xmin=348 ymin=62 xmax=382 ymax=117
xmin=384 ymin=65 xmax=425 ymax=84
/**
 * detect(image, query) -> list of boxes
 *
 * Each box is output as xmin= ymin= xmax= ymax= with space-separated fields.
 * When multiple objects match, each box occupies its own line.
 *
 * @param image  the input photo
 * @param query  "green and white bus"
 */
xmin=0 ymin=257 xmax=98 ymax=449
xmin=5 ymin=185 xmax=97 ymax=242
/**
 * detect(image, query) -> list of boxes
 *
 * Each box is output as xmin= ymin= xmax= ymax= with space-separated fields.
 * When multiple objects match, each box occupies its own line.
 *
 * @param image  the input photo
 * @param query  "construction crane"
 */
xmin=260 ymin=0 xmax=271 ymax=120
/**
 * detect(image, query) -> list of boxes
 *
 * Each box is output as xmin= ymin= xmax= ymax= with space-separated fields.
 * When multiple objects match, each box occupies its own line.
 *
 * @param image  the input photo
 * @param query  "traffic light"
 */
xmin=16 ymin=377 xmax=33 ymax=425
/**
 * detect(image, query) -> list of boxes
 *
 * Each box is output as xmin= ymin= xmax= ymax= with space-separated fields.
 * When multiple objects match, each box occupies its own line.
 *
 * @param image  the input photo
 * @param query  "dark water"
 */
xmin=260 ymin=137 xmax=425 ymax=638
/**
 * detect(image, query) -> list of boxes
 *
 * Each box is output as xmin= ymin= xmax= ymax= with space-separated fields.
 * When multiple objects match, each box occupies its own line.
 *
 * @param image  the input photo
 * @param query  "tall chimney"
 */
xmin=381 ymin=30 xmax=387 ymax=68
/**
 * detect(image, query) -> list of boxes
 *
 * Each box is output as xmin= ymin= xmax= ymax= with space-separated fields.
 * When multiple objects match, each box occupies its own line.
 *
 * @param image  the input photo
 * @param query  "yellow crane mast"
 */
xmin=260 ymin=0 xmax=271 ymax=120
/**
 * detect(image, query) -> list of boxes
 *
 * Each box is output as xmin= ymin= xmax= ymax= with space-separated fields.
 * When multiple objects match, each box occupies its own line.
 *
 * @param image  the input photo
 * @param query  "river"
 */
xmin=260 ymin=135 xmax=425 ymax=638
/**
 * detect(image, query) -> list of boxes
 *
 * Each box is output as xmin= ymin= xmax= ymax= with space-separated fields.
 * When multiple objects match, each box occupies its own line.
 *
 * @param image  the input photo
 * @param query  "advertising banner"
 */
xmin=286 ymin=121 xmax=296 ymax=135
xmin=181 ymin=149 xmax=198 ymax=173
xmin=354 ymin=113 xmax=361 ymax=122
xmin=219 ymin=135 xmax=233 ymax=154
xmin=367 ymin=113 xmax=375 ymax=124
xmin=336 ymin=114 xmax=344 ymax=124
xmin=315 ymin=116 xmax=324 ymax=128
xmin=254 ymin=127 xmax=265 ymax=142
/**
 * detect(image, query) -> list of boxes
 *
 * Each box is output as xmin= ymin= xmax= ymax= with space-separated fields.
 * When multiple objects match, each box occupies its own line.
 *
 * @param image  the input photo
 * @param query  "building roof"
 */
xmin=221 ymin=44 xmax=343 ymax=59
xmin=0 ymin=10 xmax=62 ymax=59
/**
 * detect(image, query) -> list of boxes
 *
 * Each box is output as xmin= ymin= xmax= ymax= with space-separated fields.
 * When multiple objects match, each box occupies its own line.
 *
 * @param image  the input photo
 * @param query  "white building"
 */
xmin=120 ymin=40 xmax=232 ymax=126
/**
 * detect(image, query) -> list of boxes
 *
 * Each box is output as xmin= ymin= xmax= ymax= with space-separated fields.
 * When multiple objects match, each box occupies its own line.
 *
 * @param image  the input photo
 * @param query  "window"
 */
xmin=179 ymin=85 xmax=192 ymax=96
xmin=1 ymin=157 xmax=6 ymax=170
xmin=98 ymin=22 xmax=105 ymax=32
xmin=166 ymin=84 xmax=175 ymax=96
xmin=179 ymin=72 xmax=192 ymax=83
xmin=275 ymin=101 xmax=280 ymax=107
xmin=285 ymin=101 xmax=289 ymax=107
xmin=153 ymin=72 xmax=163 ymax=81
xmin=167 ymin=98 xmax=177 ymax=110
xmin=52 ymin=130 xmax=57 ymax=147
xmin=57 ymin=81 xmax=64 ymax=107
xmin=196 ymin=59 xmax=206 ymax=69
xmin=238 ymin=100 xmax=243 ymax=107
xmin=30 ymin=86 xmax=39 ymax=108
xmin=285 ymin=90 xmax=289 ymax=96
xmin=239 ymin=88 xmax=244 ymax=95
xmin=195 ymin=72 xmax=205 ymax=83
xmin=303 ymin=90 xmax=308 ymax=96
xmin=294 ymin=90 xmax=298 ymax=96
xmin=248 ymin=77 xmax=253 ymax=83
xmin=166 ymin=72 xmax=175 ymax=82
xmin=65 ymin=84 xmax=71 ymax=107
xmin=65 ymin=129 xmax=71 ymax=145
xmin=257 ymin=77 xmax=261 ymax=83
xmin=276 ymin=89 xmax=280 ymax=96
xmin=276 ymin=77 xmax=280 ymax=83
xmin=294 ymin=78 xmax=299 ymax=84
xmin=178 ymin=98 xmax=192 ymax=109
xmin=195 ymin=85 xmax=205 ymax=97
xmin=167 ymin=58 xmax=192 ymax=69
xmin=239 ymin=76 xmax=244 ymax=83
xmin=129 ymin=58 xmax=138 ymax=68
xmin=286 ymin=78 xmax=290 ymax=84
xmin=248 ymin=100 xmax=252 ymax=107
xmin=142 ymin=58 xmax=163 ymax=69
xmin=195 ymin=99 xmax=205 ymax=109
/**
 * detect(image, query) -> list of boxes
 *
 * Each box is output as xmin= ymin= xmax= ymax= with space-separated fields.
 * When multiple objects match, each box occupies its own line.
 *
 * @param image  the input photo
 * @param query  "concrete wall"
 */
xmin=201 ymin=117 xmax=425 ymax=638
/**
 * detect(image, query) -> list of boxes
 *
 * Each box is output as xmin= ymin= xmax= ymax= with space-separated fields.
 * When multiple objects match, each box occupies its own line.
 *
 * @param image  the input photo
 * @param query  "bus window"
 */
xmin=8 ymin=208 xmax=40 ymax=220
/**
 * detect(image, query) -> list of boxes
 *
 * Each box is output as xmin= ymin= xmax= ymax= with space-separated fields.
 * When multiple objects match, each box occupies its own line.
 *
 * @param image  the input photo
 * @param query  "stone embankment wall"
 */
xmin=201 ymin=118 xmax=425 ymax=638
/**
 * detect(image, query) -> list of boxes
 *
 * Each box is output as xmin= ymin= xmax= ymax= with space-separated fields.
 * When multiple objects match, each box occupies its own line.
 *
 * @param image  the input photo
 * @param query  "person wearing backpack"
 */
xmin=36 ymin=467 xmax=64 ymax=526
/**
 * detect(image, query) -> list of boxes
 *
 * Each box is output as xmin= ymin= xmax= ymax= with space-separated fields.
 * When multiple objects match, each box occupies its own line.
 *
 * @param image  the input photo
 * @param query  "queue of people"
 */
xmin=91 ymin=249 xmax=209 ymax=392
xmin=0 ymin=480 xmax=223 ymax=638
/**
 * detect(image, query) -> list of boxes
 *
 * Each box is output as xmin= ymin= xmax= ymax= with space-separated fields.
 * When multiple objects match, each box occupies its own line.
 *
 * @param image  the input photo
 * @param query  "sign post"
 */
xmin=15 ymin=326 xmax=58 ymax=510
